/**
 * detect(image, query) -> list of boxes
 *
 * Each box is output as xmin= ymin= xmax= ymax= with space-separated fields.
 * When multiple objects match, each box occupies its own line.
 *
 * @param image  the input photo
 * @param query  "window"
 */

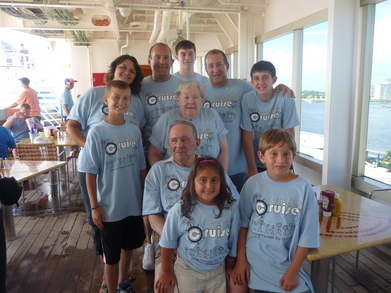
xmin=299 ymin=22 xmax=328 ymax=161
xmin=262 ymin=33 xmax=293 ymax=88
xmin=364 ymin=0 xmax=391 ymax=185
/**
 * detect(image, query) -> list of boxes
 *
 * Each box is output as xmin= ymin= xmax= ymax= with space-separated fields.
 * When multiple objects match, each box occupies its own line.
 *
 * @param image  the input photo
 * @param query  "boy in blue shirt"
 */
xmin=234 ymin=128 xmax=319 ymax=293
xmin=240 ymin=61 xmax=299 ymax=179
xmin=83 ymin=80 xmax=146 ymax=293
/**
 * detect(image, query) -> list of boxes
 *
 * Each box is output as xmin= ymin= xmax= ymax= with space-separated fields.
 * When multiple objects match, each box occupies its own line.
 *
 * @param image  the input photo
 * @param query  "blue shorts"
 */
xmin=101 ymin=215 xmax=145 ymax=265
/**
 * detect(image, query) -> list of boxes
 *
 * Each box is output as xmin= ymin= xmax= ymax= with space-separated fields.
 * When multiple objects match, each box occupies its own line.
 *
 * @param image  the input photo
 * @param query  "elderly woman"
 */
xmin=148 ymin=80 xmax=229 ymax=172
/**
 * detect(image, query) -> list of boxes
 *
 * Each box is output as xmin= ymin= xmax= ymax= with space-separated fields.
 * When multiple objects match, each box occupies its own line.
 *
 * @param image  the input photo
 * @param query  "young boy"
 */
xmin=240 ymin=60 xmax=300 ymax=179
xmin=83 ymin=80 xmax=146 ymax=293
xmin=234 ymin=128 xmax=319 ymax=293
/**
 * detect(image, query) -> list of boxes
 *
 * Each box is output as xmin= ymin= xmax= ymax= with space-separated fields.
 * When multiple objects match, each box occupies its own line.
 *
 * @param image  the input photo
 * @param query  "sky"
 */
xmin=262 ymin=0 xmax=391 ymax=92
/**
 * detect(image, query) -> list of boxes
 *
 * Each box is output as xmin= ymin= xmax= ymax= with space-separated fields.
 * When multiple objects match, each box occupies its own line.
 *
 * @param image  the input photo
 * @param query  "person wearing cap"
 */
xmin=4 ymin=77 xmax=41 ymax=121
xmin=61 ymin=78 xmax=77 ymax=120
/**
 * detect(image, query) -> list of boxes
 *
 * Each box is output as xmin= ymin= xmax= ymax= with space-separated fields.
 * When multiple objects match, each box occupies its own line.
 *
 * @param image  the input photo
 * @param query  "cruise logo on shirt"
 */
xmin=256 ymin=200 xmax=267 ymax=216
xmin=187 ymin=221 xmax=231 ymax=243
xmin=167 ymin=178 xmax=180 ymax=191
xmin=250 ymin=112 xmax=260 ymax=122
xmin=147 ymin=94 xmax=176 ymax=106
xmin=102 ymin=105 xmax=109 ymax=115
xmin=105 ymin=142 xmax=117 ymax=155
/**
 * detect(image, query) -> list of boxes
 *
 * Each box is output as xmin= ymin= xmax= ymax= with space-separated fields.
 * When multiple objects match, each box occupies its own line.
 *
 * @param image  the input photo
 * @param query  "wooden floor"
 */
xmin=4 ymin=168 xmax=391 ymax=293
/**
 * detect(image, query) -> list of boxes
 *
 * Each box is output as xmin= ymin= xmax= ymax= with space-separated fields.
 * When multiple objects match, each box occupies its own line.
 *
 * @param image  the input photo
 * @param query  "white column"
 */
xmin=238 ymin=14 xmax=255 ymax=80
xmin=322 ymin=0 xmax=359 ymax=189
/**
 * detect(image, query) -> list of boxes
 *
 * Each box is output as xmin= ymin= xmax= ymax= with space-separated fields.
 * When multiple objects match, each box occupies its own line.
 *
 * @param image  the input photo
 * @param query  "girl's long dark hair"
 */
xmin=181 ymin=156 xmax=235 ymax=219
xmin=104 ymin=54 xmax=143 ymax=94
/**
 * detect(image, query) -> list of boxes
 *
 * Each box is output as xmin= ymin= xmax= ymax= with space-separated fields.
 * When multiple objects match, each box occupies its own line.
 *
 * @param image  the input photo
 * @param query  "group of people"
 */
xmin=63 ymin=40 xmax=319 ymax=293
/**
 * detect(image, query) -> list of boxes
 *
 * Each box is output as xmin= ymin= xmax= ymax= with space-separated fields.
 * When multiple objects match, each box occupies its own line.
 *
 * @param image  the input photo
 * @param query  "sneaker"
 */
xmin=117 ymin=280 xmax=137 ymax=293
xmin=142 ymin=243 xmax=155 ymax=270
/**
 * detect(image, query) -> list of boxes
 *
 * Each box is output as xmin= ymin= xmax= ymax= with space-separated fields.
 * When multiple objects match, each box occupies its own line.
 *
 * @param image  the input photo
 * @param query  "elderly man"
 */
xmin=4 ymin=77 xmax=41 ymax=121
xmin=3 ymin=103 xmax=43 ymax=143
xmin=143 ymin=120 xmax=243 ymax=293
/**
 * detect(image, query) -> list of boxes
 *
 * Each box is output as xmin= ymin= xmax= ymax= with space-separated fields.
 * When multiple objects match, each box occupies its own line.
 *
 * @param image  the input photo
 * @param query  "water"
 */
xmin=300 ymin=101 xmax=391 ymax=154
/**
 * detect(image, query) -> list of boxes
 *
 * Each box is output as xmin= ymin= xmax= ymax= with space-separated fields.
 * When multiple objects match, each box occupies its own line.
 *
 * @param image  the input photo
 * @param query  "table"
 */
xmin=19 ymin=136 xmax=78 ymax=172
xmin=1 ymin=160 xmax=67 ymax=241
xmin=307 ymin=185 xmax=391 ymax=293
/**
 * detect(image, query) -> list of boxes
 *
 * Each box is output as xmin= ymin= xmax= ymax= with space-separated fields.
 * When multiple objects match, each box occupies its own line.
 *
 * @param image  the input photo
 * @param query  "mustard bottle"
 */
xmin=332 ymin=193 xmax=342 ymax=216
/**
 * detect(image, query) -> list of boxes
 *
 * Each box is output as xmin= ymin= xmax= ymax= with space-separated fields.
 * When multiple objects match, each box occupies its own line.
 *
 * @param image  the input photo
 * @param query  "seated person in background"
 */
xmin=4 ymin=77 xmax=41 ymax=121
xmin=241 ymin=60 xmax=300 ymax=179
xmin=0 ymin=126 xmax=16 ymax=159
xmin=148 ymin=80 xmax=229 ymax=172
xmin=3 ymin=103 xmax=43 ymax=143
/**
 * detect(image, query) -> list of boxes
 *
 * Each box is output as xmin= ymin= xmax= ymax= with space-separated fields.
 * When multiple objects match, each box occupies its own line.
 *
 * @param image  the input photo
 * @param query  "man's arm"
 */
xmin=275 ymin=84 xmax=296 ymax=98
xmin=3 ymin=113 xmax=18 ymax=130
xmin=242 ymin=129 xmax=258 ymax=180
xmin=148 ymin=144 xmax=164 ymax=167
xmin=286 ymin=127 xmax=295 ymax=137
xmin=148 ymin=213 xmax=165 ymax=237
xmin=218 ymin=136 xmax=229 ymax=173
xmin=67 ymin=119 xmax=86 ymax=147
xmin=4 ymin=102 xmax=18 ymax=110
xmin=63 ymin=104 xmax=70 ymax=116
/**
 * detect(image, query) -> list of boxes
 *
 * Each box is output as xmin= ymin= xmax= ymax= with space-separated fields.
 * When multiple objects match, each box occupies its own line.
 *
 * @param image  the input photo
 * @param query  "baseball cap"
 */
xmin=19 ymin=77 xmax=30 ymax=85
xmin=65 ymin=78 xmax=77 ymax=83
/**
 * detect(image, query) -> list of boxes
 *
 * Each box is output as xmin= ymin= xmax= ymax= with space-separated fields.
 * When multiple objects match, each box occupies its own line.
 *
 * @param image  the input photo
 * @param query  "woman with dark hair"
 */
xmin=67 ymin=54 xmax=145 ymax=293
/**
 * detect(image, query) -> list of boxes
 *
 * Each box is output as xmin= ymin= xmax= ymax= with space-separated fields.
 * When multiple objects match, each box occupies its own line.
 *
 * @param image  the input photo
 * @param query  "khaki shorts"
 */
xmin=173 ymin=257 xmax=226 ymax=293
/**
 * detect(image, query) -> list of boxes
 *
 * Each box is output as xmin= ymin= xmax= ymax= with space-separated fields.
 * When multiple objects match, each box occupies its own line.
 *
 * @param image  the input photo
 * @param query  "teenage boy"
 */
xmin=234 ymin=128 xmax=319 ymax=293
xmin=173 ymin=40 xmax=209 ymax=84
xmin=61 ymin=77 xmax=77 ymax=120
xmin=240 ymin=60 xmax=300 ymax=179
xmin=83 ymin=80 xmax=146 ymax=293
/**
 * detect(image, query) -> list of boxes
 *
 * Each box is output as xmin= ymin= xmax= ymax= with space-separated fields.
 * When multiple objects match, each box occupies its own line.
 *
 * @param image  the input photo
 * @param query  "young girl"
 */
xmin=155 ymin=156 xmax=241 ymax=293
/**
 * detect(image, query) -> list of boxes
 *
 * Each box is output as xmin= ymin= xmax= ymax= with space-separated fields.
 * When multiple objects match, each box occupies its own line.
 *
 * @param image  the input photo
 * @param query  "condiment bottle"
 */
xmin=321 ymin=190 xmax=335 ymax=217
xmin=332 ymin=193 xmax=342 ymax=216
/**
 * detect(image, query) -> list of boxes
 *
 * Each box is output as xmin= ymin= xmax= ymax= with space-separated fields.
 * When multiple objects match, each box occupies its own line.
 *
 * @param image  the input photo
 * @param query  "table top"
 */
xmin=0 ymin=160 xmax=67 ymax=182
xmin=20 ymin=136 xmax=77 ymax=147
xmin=306 ymin=184 xmax=391 ymax=261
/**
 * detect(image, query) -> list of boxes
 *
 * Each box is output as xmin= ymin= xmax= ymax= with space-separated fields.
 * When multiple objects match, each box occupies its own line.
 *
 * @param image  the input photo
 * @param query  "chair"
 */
xmin=16 ymin=142 xmax=63 ymax=212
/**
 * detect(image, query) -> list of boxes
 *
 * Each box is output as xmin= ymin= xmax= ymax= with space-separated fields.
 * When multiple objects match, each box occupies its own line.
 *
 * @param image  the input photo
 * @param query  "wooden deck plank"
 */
xmin=5 ymin=176 xmax=391 ymax=293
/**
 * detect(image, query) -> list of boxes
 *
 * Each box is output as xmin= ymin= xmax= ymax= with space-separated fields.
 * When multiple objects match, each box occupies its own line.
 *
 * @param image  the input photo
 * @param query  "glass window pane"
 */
xmin=262 ymin=33 xmax=293 ymax=88
xmin=364 ymin=0 xmax=391 ymax=184
xmin=299 ymin=22 xmax=328 ymax=160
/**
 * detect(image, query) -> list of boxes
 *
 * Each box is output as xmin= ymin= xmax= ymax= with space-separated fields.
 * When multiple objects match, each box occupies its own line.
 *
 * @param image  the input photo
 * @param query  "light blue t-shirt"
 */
xmin=239 ymin=172 xmax=320 ymax=292
xmin=67 ymin=86 xmax=146 ymax=172
xmin=160 ymin=200 xmax=241 ymax=272
xmin=140 ymin=75 xmax=186 ymax=141
xmin=6 ymin=116 xmax=41 ymax=143
xmin=203 ymin=79 xmax=254 ymax=176
xmin=61 ymin=87 xmax=74 ymax=114
xmin=240 ymin=90 xmax=300 ymax=168
xmin=142 ymin=157 xmax=240 ymax=219
xmin=173 ymin=72 xmax=209 ymax=84
xmin=81 ymin=121 xmax=146 ymax=222
xmin=149 ymin=107 xmax=227 ymax=160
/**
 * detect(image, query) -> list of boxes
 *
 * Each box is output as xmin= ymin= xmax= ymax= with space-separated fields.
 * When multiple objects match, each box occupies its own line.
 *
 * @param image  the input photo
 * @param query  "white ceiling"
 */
xmin=0 ymin=0 xmax=267 ymax=49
